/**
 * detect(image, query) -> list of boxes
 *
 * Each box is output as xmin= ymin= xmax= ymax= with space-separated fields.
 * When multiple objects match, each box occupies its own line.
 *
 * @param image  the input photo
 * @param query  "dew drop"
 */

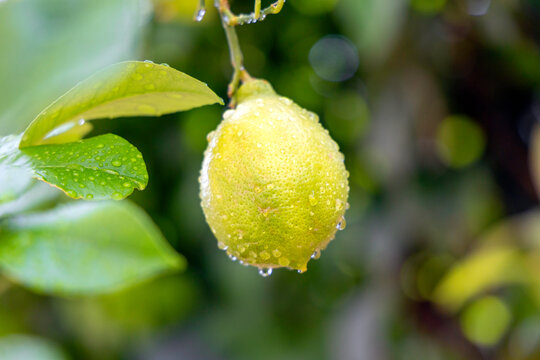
xmin=86 ymin=194 xmax=94 ymax=200
xmin=281 ymin=98 xmax=293 ymax=106
xmin=79 ymin=184 xmax=86 ymax=188
xmin=123 ymin=182 xmax=131 ymax=188
xmin=336 ymin=217 xmax=347 ymax=230
xmin=112 ymin=160 xmax=122 ymax=167
xmin=311 ymin=249 xmax=321 ymax=259
xmin=260 ymin=251 xmax=271 ymax=260
xmin=335 ymin=199 xmax=343 ymax=211
xmin=194 ymin=7 xmax=206 ymax=21
xmin=112 ymin=192 xmax=123 ymax=200
xmin=258 ymin=268 xmax=273 ymax=277
xmin=217 ymin=242 xmax=228 ymax=250
xmin=228 ymin=254 xmax=237 ymax=262
xmin=272 ymin=249 xmax=281 ymax=258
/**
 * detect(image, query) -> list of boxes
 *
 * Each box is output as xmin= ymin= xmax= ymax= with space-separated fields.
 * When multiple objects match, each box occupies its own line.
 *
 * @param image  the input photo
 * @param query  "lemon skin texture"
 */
xmin=200 ymin=80 xmax=349 ymax=272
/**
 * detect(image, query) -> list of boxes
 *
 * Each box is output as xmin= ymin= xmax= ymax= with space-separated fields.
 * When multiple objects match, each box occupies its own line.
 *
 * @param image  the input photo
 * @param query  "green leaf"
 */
xmin=0 ymin=182 xmax=59 ymax=219
xmin=0 ymin=335 xmax=68 ymax=360
xmin=19 ymin=61 xmax=223 ymax=147
xmin=0 ymin=201 xmax=184 ymax=295
xmin=0 ymin=166 xmax=34 ymax=205
xmin=1 ymin=134 xmax=148 ymax=201
xmin=0 ymin=0 xmax=146 ymax=136
xmin=21 ymin=134 xmax=148 ymax=201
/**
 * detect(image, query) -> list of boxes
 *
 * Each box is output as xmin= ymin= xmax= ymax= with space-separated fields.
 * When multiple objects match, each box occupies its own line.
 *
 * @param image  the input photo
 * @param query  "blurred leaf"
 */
xmin=153 ymin=0 xmax=217 ymax=23
xmin=20 ymin=61 xmax=223 ymax=147
xmin=460 ymin=296 xmax=511 ymax=346
xmin=59 ymin=275 xmax=199 ymax=353
xmin=0 ymin=0 xmax=146 ymax=136
xmin=1 ymin=134 xmax=148 ymax=201
xmin=0 ymin=201 xmax=184 ymax=295
xmin=336 ymin=0 xmax=407 ymax=64
xmin=0 ymin=183 xmax=59 ymax=219
xmin=433 ymin=245 xmax=526 ymax=312
xmin=0 ymin=166 xmax=34 ymax=205
xmin=0 ymin=334 xmax=68 ymax=360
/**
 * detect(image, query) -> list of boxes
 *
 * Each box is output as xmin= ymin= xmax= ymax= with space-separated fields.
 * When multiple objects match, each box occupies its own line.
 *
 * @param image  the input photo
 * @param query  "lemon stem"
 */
xmin=215 ymin=0 xmax=285 ymax=103
xmin=216 ymin=0 xmax=252 ymax=101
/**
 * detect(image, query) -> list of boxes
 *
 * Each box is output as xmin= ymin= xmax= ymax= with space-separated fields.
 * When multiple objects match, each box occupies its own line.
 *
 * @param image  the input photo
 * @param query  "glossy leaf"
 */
xmin=19 ymin=61 xmax=223 ymax=147
xmin=0 ymin=201 xmax=185 ymax=295
xmin=0 ymin=0 xmax=145 ymax=136
xmin=1 ymin=134 xmax=148 ymax=201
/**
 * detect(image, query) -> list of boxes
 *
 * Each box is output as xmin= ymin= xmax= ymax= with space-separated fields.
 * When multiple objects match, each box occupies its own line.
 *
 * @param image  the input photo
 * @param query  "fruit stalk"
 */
xmin=215 ymin=0 xmax=251 ymax=101
xmin=214 ymin=0 xmax=286 ymax=102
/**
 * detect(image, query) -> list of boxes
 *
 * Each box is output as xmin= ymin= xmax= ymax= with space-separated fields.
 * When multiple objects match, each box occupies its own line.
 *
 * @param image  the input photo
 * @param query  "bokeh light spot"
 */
xmin=460 ymin=296 xmax=511 ymax=346
xmin=309 ymin=35 xmax=359 ymax=82
xmin=436 ymin=115 xmax=486 ymax=168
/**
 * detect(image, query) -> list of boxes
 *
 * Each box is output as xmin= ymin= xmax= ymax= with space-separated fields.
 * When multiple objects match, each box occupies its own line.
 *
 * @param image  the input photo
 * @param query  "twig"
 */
xmin=212 ymin=0 xmax=285 ymax=102
xmin=226 ymin=0 xmax=285 ymax=26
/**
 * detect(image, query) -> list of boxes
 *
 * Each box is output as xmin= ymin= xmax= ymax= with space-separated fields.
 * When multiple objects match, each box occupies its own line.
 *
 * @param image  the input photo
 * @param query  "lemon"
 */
xmin=199 ymin=79 xmax=349 ymax=274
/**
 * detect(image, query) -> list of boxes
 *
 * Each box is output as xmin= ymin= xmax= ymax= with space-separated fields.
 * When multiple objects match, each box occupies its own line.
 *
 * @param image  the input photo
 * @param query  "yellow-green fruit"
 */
xmin=199 ymin=79 xmax=349 ymax=273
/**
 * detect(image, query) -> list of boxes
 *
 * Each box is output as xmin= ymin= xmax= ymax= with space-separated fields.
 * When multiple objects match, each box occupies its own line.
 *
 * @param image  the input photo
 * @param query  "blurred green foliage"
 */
xmin=1 ymin=0 xmax=540 ymax=359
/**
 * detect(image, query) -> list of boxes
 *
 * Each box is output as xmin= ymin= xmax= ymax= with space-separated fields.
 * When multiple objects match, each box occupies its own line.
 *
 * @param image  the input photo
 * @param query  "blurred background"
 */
xmin=1 ymin=0 xmax=540 ymax=359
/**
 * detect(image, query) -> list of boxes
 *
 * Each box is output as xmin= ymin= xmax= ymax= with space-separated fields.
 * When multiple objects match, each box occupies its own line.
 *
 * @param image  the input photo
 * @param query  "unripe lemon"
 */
xmin=199 ymin=79 xmax=349 ymax=274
